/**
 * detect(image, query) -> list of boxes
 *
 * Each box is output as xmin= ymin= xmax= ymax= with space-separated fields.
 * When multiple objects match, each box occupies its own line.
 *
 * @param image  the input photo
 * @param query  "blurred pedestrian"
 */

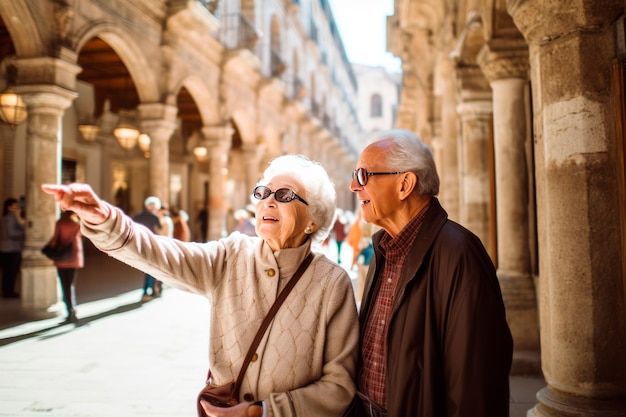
xmin=0 ymin=197 xmax=25 ymax=298
xmin=233 ymin=208 xmax=257 ymax=236
xmin=153 ymin=203 xmax=174 ymax=297
xmin=197 ymin=206 xmax=209 ymax=242
xmin=170 ymin=205 xmax=191 ymax=242
xmin=332 ymin=209 xmax=347 ymax=264
xmin=354 ymin=239 xmax=372 ymax=307
xmin=47 ymin=210 xmax=83 ymax=323
xmin=345 ymin=213 xmax=363 ymax=269
xmin=133 ymin=196 xmax=163 ymax=301
xmin=158 ymin=204 xmax=174 ymax=238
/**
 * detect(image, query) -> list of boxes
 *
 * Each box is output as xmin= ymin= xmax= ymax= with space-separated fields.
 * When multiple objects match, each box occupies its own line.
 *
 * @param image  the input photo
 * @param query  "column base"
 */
xmin=529 ymin=386 xmax=626 ymax=417
xmin=20 ymin=263 xmax=60 ymax=319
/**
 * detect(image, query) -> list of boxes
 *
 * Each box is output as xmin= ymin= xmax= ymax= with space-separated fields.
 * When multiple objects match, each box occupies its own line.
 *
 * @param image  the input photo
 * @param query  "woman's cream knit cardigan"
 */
xmin=82 ymin=204 xmax=359 ymax=417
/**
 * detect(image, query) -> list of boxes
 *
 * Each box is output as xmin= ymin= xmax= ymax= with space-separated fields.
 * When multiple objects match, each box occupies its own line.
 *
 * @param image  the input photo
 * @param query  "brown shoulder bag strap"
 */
xmin=232 ymin=252 xmax=315 ymax=399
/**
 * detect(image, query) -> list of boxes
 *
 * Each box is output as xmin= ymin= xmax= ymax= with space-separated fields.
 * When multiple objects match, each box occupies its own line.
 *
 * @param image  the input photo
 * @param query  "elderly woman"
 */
xmin=41 ymin=154 xmax=358 ymax=417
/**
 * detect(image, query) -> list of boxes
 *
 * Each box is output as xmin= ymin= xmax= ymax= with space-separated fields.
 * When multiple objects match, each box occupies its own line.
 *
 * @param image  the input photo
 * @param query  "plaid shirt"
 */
xmin=360 ymin=202 xmax=430 ymax=407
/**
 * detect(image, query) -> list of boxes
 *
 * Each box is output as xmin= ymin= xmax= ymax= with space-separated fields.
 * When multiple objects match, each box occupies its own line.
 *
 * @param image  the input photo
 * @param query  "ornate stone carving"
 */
xmin=477 ymin=46 xmax=529 ymax=82
xmin=53 ymin=0 xmax=74 ymax=47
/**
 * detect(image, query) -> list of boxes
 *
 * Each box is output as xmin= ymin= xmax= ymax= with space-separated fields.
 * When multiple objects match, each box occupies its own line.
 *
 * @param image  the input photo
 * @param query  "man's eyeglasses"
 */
xmin=352 ymin=167 xmax=405 ymax=186
xmin=253 ymin=185 xmax=309 ymax=206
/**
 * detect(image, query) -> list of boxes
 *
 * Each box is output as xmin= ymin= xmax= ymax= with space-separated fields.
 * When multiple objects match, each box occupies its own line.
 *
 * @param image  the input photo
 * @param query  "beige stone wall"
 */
xmin=389 ymin=0 xmax=626 ymax=415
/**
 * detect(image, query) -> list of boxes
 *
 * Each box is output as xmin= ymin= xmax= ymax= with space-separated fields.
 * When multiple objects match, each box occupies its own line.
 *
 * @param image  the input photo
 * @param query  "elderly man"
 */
xmin=346 ymin=129 xmax=513 ymax=417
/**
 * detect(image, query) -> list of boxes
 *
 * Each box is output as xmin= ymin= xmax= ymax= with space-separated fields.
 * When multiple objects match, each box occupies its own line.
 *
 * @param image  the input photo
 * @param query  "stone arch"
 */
xmin=74 ymin=22 xmax=159 ymax=103
xmin=0 ymin=2 xmax=47 ymax=57
xmin=476 ymin=0 xmax=525 ymax=42
xmin=260 ymin=124 xmax=281 ymax=162
xmin=231 ymin=109 xmax=256 ymax=146
xmin=172 ymin=73 xmax=221 ymax=128
xmin=405 ymin=0 xmax=444 ymax=31
xmin=449 ymin=10 xmax=485 ymax=65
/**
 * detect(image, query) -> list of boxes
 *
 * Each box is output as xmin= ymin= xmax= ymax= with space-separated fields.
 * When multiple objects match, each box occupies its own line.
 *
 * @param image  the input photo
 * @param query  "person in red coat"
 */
xmin=48 ymin=211 xmax=84 ymax=323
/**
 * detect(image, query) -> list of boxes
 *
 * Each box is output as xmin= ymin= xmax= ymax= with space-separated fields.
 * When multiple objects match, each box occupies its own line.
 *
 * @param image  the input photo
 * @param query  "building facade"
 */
xmin=0 ymin=0 xmax=363 ymax=316
xmin=353 ymin=63 xmax=400 ymax=135
xmin=388 ymin=0 xmax=626 ymax=415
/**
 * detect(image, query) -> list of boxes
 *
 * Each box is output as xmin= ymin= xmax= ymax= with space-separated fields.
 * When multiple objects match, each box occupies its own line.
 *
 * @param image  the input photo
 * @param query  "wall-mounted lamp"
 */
xmin=0 ymin=64 xmax=27 ymax=128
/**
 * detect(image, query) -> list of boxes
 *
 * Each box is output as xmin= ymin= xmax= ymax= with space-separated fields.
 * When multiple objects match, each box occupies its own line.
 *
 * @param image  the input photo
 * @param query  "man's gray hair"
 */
xmin=253 ymin=154 xmax=336 ymax=244
xmin=367 ymin=129 xmax=440 ymax=197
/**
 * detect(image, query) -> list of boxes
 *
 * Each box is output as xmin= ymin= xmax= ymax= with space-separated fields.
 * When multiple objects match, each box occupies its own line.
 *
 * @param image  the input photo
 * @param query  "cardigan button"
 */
xmin=266 ymin=268 xmax=276 ymax=277
xmin=251 ymin=353 xmax=258 ymax=362
xmin=243 ymin=393 xmax=255 ymax=401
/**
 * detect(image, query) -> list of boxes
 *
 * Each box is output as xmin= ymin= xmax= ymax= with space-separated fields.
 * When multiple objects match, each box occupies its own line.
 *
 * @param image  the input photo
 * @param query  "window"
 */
xmin=61 ymin=159 xmax=77 ymax=184
xmin=370 ymin=94 xmax=382 ymax=118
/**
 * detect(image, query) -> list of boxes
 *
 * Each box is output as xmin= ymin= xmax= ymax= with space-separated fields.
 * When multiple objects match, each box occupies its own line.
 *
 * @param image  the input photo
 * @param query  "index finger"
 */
xmin=41 ymin=184 xmax=69 ymax=195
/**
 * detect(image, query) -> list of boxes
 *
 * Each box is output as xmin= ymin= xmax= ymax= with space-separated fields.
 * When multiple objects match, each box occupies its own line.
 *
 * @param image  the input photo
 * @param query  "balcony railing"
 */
xmin=218 ymin=13 xmax=259 ymax=51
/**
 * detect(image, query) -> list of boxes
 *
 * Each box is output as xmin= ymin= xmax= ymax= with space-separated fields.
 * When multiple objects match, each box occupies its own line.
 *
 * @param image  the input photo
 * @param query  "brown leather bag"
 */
xmin=197 ymin=379 xmax=238 ymax=408
xmin=196 ymin=253 xmax=314 ymax=416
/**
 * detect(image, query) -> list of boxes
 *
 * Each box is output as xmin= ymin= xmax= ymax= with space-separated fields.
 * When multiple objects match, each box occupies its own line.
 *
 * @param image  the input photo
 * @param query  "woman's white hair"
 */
xmin=252 ymin=154 xmax=336 ymax=244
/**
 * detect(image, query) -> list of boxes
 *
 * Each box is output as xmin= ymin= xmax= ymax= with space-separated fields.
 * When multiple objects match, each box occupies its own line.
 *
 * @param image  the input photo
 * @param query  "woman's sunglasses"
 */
xmin=352 ymin=167 xmax=405 ymax=186
xmin=253 ymin=186 xmax=308 ymax=206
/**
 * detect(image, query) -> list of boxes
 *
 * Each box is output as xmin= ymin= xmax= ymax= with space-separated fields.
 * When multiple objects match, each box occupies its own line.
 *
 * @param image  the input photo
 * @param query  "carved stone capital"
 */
xmin=478 ymin=46 xmax=529 ymax=82
xmin=201 ymin=124 xmax=233 ymax=160
xmin=508 ymin=0 xmax=622 ymax=45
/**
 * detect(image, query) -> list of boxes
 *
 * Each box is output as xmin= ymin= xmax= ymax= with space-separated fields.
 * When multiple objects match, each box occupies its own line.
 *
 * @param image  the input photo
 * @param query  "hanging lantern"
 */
xmin=138 ymin=133 xmax=151 ymax=152
xmin=0 ymin=64 xmax=27 ymax=128
xmin=113 ymin=109 xmax=140 ymax=151
xmin=78 ymin=123 xmax=100 ymax=142
xmin=138 ymin=133 xmax=151 ymax=158
xmin=193 ymin=145 xmax=208 ymax=161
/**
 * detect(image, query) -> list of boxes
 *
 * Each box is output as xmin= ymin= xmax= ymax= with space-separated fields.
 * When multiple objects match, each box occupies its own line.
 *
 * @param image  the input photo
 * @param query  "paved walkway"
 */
xmin=0 ymin=244 xmax=545 ymax=416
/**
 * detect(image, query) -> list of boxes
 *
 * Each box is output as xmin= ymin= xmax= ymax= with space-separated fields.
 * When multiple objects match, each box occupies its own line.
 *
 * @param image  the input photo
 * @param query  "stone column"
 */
xmin=242 ymin=143 xmax=264 ymax=194
xmin=435 ymin=53 xmax=460 ymax=221
xmin=202 ymin=124 xmax=232 ymax=240
xmin=1 ymin=123 xmax=18 ymax=201
xmin=509 ymin=0 xmax=626 ymax=415
xmin=455 ymin=67 xmax=493 ymax=255
xmin=138 ymin=103 xmax=178 ymax=203
xmin=18 ymin=86 xmax=77 ymax=316
xmin=478 ymin=42 xmax=540 ymax=374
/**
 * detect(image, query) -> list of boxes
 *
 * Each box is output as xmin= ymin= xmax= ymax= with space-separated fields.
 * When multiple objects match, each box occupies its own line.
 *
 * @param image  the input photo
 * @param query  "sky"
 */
xmin=328 ymin=0 xmax=401 ymax=73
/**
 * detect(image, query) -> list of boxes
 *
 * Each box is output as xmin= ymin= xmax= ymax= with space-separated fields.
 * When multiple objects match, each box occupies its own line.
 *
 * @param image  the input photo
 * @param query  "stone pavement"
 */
xmin=0 ymin=244 xmax=545 ymax=417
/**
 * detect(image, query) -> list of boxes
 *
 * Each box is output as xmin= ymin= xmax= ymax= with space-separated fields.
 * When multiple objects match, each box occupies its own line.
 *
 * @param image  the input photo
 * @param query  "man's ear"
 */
xmin=399 ymin=172 xmax=417 ymax=200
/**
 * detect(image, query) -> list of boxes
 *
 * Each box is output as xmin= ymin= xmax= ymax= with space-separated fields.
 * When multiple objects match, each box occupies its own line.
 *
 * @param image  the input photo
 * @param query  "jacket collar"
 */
xmin=360 ymin=197 xmax=448 ymax=318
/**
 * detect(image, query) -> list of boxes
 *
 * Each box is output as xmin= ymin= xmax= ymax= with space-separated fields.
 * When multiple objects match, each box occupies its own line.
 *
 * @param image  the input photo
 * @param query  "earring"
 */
xmin=305 ymin=226 xmax=312 ymax=234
